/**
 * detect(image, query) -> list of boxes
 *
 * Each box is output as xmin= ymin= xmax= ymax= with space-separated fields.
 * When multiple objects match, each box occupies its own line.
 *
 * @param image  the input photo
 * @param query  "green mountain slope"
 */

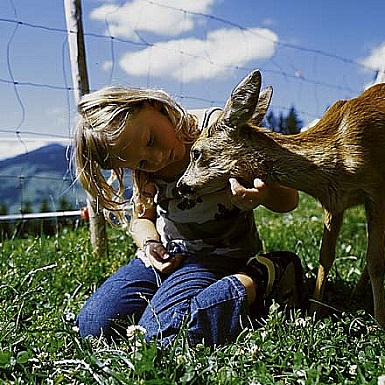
xmin=0 ymin=144 xmax=86 ymax=214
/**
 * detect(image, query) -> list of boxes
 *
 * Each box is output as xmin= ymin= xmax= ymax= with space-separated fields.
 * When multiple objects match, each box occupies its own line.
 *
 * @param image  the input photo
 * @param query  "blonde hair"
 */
xmin=73 ymin=85 xmax=199 ymax=226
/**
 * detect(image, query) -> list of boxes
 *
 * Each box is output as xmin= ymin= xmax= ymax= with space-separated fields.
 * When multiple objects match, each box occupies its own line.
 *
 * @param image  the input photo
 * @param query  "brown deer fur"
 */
xmin=177 ymin=70 xmax=385 ymax=327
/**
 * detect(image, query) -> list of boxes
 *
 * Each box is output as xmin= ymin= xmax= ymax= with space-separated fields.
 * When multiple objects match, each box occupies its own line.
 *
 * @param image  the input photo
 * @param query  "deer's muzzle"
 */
xmin=176 ymin=180 xmax=195 ymax=198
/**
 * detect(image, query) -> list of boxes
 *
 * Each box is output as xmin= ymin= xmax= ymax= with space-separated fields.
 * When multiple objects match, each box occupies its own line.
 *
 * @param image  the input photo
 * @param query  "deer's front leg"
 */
xmin=365 ymin=197 xmax=385 ymax=328
xmin=311 ymin=210 xmax=344 ymax=316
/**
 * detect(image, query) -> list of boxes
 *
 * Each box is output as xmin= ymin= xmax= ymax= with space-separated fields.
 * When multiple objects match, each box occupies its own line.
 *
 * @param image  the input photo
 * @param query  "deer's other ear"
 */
xmin=222 ymin=70 xmax=262 ymax=128
xmin=249 ymin=86 xmax=273 ymax=126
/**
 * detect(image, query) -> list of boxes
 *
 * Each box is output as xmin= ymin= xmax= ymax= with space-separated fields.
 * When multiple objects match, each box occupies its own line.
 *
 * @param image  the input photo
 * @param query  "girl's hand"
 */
xmin=229 ymin=177 xmax=299 ymax=212
xmin=229 ymin=177 xmax=268 ymax=210
xmin=144 ymin=241 xmax=183 ymax=273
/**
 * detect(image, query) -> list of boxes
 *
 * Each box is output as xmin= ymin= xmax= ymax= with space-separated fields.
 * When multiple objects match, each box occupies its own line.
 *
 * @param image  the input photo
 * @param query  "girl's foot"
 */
xmin=243 ymin=251 xmax=305 ymax=311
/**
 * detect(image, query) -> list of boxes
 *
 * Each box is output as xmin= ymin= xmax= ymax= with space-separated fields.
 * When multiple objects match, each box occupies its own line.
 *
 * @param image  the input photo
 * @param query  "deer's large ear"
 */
xmin=221 ymin=70 xmax=262 ymax=128
xmin=249 ymin=86 xmax=273 ymax=126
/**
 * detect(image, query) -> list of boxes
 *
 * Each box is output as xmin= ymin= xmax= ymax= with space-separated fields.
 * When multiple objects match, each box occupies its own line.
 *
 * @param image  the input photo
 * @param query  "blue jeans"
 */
xmin=77 ymin=255 xmax=252 ymax=347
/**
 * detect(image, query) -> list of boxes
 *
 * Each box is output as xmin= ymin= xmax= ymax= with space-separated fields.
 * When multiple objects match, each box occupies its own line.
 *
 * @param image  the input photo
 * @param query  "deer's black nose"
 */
xmin=176 ymin=182 xmax=195 ymax=197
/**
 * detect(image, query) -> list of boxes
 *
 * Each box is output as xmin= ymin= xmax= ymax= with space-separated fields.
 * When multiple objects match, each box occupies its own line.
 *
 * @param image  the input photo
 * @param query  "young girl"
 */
xmin=74 ymin=84 xmax=304 ymax=347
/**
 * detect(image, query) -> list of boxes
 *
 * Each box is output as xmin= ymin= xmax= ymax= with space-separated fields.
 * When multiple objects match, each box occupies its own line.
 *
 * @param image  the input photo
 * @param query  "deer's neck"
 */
xmin=249 ymin=129 xmax=340 ymax=204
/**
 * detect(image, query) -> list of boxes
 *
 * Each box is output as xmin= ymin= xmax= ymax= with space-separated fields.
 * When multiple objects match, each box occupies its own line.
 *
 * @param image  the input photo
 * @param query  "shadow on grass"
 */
xmin=303 ymin=276 xmax=374 ymax=319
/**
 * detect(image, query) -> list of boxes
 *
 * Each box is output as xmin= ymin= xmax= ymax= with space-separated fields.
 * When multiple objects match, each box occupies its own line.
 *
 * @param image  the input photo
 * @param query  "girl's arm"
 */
xmin=130 ymin=208 xmax=160 ymax=250
xmin=130 ymin=176 xmax=160 ymax=249
xmin=130 ymin=198 xmax=183 ymax=273
xmin=229 ymin=177 xmax=299 ymax=213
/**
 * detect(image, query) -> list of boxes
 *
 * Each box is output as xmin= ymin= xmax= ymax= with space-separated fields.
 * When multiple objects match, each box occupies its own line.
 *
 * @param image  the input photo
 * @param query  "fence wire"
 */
xmin=0 ymin=0 xmax=379 ymax=217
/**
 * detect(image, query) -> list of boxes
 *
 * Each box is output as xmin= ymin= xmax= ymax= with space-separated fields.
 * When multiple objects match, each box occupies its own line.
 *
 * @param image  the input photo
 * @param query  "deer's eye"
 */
xmin=192 ymin=149 xmax=201 ymax=162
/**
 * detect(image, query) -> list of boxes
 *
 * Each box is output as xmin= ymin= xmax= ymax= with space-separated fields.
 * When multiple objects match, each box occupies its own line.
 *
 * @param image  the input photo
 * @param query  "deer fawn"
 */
xmin=177 ymin=70 xmax=385 ymax=327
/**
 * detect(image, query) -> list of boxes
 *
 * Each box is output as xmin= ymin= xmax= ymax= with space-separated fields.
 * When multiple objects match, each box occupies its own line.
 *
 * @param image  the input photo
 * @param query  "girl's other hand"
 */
xmin=144 ymin=241 xmax=183 ymax=273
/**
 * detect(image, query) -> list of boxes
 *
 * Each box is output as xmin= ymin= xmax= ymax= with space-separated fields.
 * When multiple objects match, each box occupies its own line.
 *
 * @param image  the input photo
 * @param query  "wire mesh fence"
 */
xmin=0 ymin=0 xmax=380 ymax=221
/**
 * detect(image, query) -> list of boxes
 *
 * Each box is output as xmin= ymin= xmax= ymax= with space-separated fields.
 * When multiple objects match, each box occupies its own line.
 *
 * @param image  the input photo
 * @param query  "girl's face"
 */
xmin=109 ymin=105 xmax=187 ymax=173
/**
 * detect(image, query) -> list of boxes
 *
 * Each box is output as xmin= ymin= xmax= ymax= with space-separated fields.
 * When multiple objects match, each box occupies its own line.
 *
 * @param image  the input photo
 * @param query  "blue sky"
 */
xmin=0 ymin=0 xmax=384 ymax=160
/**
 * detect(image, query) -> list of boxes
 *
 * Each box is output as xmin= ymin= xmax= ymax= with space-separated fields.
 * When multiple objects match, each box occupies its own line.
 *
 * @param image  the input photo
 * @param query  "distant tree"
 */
xmin=0 ymin=202 xmax=10 ymax=240
xmin=57 ymin=197 xmax=73 ymax=228
xmin=40 ymin=198 xmax=50 ymax=213
xmin=21 ymin=200 xmax=33 ymax=214
xmin=40 ymin=198 xmax=55 ymax=236
xmin=264 ymin=111 xmax=278 ymax=131
xmin=263 ymin=106 xmax=302 ymax=135
xmin=17 ymin=200 xmax=33 ymax=237
xmin=282 ymin=106 xmax=303 ymax=135
xmin=58 ymin=197 xmax=71 ymax=211
xmin=278 ymin=112 xmax=286 ymax=133
xmin=0 ymin=202 xmax=7 ymax=215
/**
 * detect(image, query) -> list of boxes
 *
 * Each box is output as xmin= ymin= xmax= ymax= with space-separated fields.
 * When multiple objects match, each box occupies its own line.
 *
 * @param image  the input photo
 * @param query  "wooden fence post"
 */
xmin=64 ymin=0 xmax=107 ymax=257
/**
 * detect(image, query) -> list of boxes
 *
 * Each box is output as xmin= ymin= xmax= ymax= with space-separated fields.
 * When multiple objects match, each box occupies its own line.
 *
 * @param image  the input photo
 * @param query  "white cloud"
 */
xmin=360 ymin=41 xmax=385 ymax=88
xmin=102 ymin=60 xmax=113 ymax=71
xmin=90 ymin=0 xmax=218 ymax=39
xmin=262 ymin=18 xmax=276 ymax=27
xmin=301 ymin=118 xmax=320 ymax=132
xmin=91 ymin=1 xmax=278 ymax=82
xmin=360 ymin=41 xmax=385 ymax=71
xmin=119 ymin=27 xmax=278 ymax=82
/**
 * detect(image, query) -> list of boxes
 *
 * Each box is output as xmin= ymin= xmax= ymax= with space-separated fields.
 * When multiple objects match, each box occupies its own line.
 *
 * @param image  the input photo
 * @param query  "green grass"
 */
xmin=1 ymin=193 xmax=384 ymax=384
